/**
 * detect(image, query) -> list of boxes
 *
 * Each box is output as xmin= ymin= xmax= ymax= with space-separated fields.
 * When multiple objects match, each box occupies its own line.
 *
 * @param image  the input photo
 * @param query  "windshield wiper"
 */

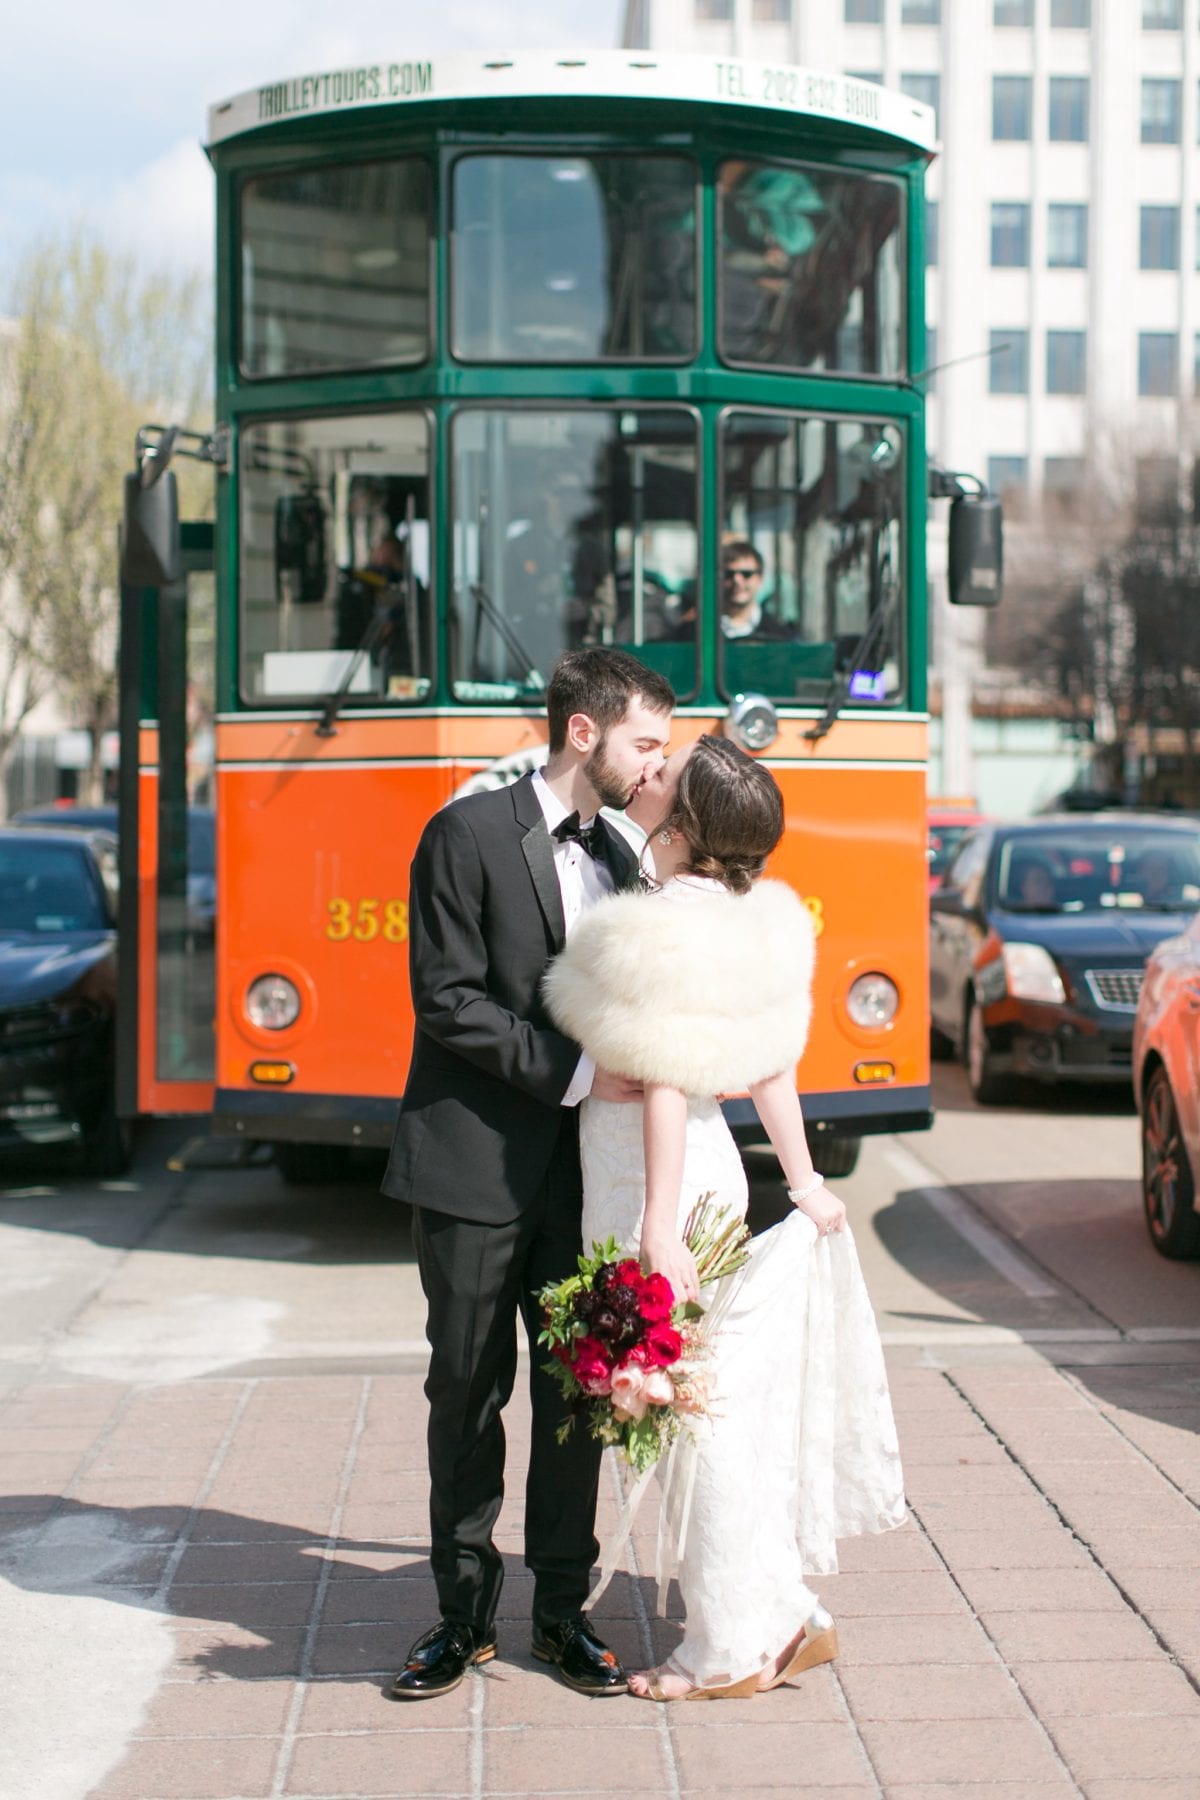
xmin=315 ymin=605 xmax=393 ymax=738
xmin=804 ymin=585 xmax=899 ymax=743
xmin=470 ymin=584 xmax=545 ymax=693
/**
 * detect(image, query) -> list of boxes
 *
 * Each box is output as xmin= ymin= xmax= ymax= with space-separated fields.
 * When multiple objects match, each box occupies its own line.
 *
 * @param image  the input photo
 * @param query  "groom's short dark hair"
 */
xmin=546 ymin=649 xmax=674 ymax=753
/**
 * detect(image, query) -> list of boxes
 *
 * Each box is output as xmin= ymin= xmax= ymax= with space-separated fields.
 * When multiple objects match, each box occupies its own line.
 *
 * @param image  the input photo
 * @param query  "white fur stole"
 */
xmin=543 ymin=879 xmax=815 ymax=1096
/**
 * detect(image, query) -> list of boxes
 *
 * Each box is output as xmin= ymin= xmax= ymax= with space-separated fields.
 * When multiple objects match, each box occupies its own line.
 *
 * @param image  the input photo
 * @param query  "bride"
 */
xmin=544 ymin=733 xmax=905 ymax=1702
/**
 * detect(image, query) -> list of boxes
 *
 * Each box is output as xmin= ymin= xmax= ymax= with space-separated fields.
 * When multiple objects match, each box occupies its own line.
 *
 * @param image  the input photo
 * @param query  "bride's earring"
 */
xmin=658 ymin=828 xmax=674 ymax=846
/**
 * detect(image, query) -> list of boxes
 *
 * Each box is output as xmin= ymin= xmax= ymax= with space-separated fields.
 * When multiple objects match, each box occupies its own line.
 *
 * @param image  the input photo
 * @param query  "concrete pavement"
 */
xmin=3 ymin=1344 xmax=1200 ymax=1799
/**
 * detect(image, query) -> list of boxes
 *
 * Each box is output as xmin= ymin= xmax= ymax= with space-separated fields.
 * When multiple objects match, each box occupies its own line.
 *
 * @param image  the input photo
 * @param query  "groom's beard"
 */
xmin=584 ymin=735 xmax=636 ymax=811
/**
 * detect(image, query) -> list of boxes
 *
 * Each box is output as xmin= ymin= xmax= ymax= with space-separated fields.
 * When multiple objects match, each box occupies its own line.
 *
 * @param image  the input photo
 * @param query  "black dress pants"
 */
xmin=412 ymin=1115 xmax=602 ymax=1636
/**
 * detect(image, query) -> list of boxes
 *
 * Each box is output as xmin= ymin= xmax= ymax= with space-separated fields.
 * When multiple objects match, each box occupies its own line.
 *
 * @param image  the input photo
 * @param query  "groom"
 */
xmin=383 ymin=648 xmax=675 ymax=1699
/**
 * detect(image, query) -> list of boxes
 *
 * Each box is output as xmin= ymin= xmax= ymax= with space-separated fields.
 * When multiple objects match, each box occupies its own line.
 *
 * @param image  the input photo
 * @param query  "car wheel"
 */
xmin=811 ymin=1136 xmax=861 ymax=1179
xmin=964 ymin=998 xmax=1011 ymax=1105
xmin=1141 ymin=1066 xmax=1200 ymax=1259
xmin=275 ymin=1142 xmax=352 ymax=1187
xmin=81 ymin=1102 xmax=135 ymax=1179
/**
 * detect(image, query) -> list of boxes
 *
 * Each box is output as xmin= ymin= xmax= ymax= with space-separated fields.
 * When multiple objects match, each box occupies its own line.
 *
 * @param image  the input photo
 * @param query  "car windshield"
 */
xmin=928 ymin=822 xmax=975 ymax=881
xmin=996 ymin=829 xmax=1200 ymax=914
xmin=0 ymin=842 xmax=106 ymax=932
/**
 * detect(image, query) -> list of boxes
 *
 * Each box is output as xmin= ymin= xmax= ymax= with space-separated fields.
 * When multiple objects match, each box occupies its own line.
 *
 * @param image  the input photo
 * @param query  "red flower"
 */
xmin=642 ymin=1322 xmax=684 ymax=1368
xmin=637 ymin=1272 xmax=675 ymax=1323
xmin=612 ymin=1259 xmax=645 ymax=1291
xmin=570 ymin=1335 xmax=615 ymax=1393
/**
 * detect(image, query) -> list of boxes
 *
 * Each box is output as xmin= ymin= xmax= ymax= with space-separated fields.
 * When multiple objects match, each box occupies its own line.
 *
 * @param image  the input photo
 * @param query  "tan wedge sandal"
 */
xmin=757 ymin=1604 xmax=839 ymax=1691
xmin=638 ymin=1665 xmax=762 ymax=1702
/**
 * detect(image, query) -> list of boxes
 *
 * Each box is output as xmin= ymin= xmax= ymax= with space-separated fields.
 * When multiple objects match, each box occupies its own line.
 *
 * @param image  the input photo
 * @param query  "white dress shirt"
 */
xmin=531 ymin=768 xmax=614 ymax=1106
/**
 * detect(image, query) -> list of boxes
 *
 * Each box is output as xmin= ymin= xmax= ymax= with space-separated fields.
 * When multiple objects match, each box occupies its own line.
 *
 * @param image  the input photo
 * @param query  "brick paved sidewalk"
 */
xmin=3 ymin=1357 xmax=1200 ymax=1799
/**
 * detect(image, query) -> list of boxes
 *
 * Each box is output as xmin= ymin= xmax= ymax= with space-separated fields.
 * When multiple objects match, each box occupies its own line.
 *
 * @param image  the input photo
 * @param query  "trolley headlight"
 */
xmin=1001 ymin=942 xmax=1066 ymax=1005
xmin=726 ymin=693 xmax=779 ymax=752
xmin=245 ymin=973 xmax=302 ymax=1031
xmin=846 ymin=972 xmax=899 ymax=1028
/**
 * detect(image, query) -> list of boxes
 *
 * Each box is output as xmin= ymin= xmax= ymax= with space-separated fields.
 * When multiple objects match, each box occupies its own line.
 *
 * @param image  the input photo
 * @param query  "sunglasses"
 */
xmin=724 ymin=566 xmax=760 ymax=581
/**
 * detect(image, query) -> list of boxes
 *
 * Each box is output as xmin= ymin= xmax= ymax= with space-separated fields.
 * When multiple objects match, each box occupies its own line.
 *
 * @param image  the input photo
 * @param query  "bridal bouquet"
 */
xmin=538 ymin=1196 xmax=751 ymax=1474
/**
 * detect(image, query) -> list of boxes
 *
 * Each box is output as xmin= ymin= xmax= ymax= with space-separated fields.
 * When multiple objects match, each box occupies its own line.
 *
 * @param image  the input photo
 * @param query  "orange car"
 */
xmin=927 ymin=801 xmax=985 ymax=895
xmin=1134 ymin=907 xmax=1200 ymax=1258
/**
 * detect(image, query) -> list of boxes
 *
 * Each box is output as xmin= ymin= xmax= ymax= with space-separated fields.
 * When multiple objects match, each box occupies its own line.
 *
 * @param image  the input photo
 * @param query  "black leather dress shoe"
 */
xmin=531 ymin=1614 xmax=628 ymax=1695
xmin=389 ymin=1620 xmax=496 ymax=1700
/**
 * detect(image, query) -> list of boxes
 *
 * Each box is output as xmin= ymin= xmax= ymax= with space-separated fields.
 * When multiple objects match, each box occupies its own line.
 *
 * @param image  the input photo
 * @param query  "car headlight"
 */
xmin=245 ymin=973 xmax=301 ymax=1031
xmin=846 ymin=972 xmax=899 ymax=1027
xmin=1002 ymin=942 xmax=1065 ymax=1005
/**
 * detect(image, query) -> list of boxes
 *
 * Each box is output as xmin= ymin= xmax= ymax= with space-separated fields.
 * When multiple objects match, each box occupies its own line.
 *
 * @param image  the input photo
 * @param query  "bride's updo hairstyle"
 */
xmin=665 ymin=734 xmax=784 ymax=895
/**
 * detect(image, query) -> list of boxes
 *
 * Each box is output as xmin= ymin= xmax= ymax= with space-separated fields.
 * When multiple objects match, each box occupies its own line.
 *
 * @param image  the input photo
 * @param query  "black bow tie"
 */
xmin=552 ymin=812 xmax=604 ymax=860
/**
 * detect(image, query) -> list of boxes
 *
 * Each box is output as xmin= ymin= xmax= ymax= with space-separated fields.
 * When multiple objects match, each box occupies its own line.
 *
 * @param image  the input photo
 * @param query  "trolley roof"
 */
xmin=207 ymin=49 xmax=936 ymax=156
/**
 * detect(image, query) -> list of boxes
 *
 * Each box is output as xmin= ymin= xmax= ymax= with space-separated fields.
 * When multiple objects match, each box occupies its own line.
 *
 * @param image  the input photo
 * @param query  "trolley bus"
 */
xmin=118 ymin=51 xmax=1000 ymax=1181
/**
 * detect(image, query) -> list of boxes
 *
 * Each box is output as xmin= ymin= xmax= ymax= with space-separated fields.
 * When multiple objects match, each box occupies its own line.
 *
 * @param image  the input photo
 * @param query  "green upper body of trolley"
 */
xmin=204 ymin=51 xmax=935 ymax=727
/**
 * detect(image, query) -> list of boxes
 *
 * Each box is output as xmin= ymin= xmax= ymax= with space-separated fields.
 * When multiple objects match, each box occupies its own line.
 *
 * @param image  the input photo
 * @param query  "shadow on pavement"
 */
xmin=0 ymin=1498 xmax=661 ymax=1686
xmin=0 ymin=1120 xmax=416 ymax=1268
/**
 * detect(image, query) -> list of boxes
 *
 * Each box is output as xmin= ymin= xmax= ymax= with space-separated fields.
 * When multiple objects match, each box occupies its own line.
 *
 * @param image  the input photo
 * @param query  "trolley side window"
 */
xmin=451 ymin=155 xmax=697 ymax=363
xmin=240 ymin=411 xmax=433 ymax=705
xmin=717 ymin=159 xmax=904 ymax=377
xmin=241 ymin=158 xmax=432 ymax=377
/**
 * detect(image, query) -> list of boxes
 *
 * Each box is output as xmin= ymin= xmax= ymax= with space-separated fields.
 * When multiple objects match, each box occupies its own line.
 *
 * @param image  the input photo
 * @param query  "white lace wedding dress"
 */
xmin=575 ymin=881 xmax=906 ymax=1691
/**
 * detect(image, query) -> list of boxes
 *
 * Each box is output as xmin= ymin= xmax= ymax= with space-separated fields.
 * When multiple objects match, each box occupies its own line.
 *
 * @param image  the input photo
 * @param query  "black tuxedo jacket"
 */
xmin=381 ymin=773 xmax=639 ymax=1223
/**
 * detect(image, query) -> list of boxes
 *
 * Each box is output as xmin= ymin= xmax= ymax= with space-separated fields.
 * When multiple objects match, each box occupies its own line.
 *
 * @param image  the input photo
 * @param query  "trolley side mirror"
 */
xmin=121 ymin=470 xmax=182 ymax=588
xmin=948 ymin=492 xmax=1003 ymax=608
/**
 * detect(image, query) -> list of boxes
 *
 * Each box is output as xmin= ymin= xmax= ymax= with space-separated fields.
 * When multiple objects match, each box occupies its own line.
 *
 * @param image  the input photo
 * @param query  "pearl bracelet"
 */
xmin=786 ymin=1173 xmax=825 ymax=1205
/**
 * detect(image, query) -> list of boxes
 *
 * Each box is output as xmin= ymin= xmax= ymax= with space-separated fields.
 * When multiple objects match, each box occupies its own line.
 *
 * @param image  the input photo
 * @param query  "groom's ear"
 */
xmin=564 ymin=710 xmax=599 ymax=756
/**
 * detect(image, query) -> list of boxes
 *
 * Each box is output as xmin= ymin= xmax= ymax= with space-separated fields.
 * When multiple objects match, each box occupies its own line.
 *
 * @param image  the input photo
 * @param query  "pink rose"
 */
xmin=641 ymin=1367 xmax=675 ymax=1407
xmin=610 ymin=1359 xmax=649 ymax=1422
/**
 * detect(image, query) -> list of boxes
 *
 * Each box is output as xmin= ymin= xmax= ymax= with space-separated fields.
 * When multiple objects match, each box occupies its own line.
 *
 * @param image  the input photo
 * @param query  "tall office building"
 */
xmin=623 ymin=0 xmax=1196 ymax=794
xmin=624 ymin=0 xmax=1196 ymax=521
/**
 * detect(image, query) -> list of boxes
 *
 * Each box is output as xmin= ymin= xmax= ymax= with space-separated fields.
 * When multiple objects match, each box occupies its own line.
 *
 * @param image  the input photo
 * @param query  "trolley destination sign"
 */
xmin=206 ymin=50 xmax=935 ymax=152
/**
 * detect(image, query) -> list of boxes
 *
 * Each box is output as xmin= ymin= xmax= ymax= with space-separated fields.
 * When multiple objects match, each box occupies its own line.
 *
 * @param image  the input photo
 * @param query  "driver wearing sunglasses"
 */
xmin=721 ymin=541 xmax=789 ymax=641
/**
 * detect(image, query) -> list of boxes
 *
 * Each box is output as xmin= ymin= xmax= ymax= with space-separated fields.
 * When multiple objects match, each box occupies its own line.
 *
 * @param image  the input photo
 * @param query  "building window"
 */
xmin=1139 ymin=332 xmax=1178 ymax=396
xmin=695 ymin=0 xmax=734 ymax=16
xmin=902 ymin=0 xmax=941 ymax=21
xmin=845 ymin=0 xmax=883 ymax=19
xmin=1142 ymin=78 xmax=1181 ymax=143
xmin=1047 ymin=204 xmax=1087 ymax=268
xmin=990 ymin=329 xmax=1030 ymax=394
xmin=1050 ymin=0 xmax=1090 ymax=23
xmin=1140 ymin=205 xmax=1180 ymax=270
xmin=926 ymin=200 xmax=939 ymax=266
xmin=925 ymin=326 xmax=938 ymax=394
xmin=752 ymin=0 xmax=791 ymax=17
xmin=846 ymin=69 xmax=884 ymax=85
xmin=901 ymin=72 xmax=940 ymax=128
xmin=990 ymin=203 xmax=1030 ymax=266
xmin=987 ymin=456 xmax=1029 ymax=503
xmin=1193 ymin=333 xmax=1200 ymax=394
xmin=994 ymin=0 xmax=1033 ymax=23
xmin=1044 ymin=456 xmax=1086 ymax=518
xmin=1046 ymin=330 xmax=1087 ymax=394
xmin=1142 ymin=0 xmax=1182 ymax=26
xmin=993 ymin=76 xmax=1032 ymax=140
xmin=1049 ymin=77 xmax=1089 ymax=142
